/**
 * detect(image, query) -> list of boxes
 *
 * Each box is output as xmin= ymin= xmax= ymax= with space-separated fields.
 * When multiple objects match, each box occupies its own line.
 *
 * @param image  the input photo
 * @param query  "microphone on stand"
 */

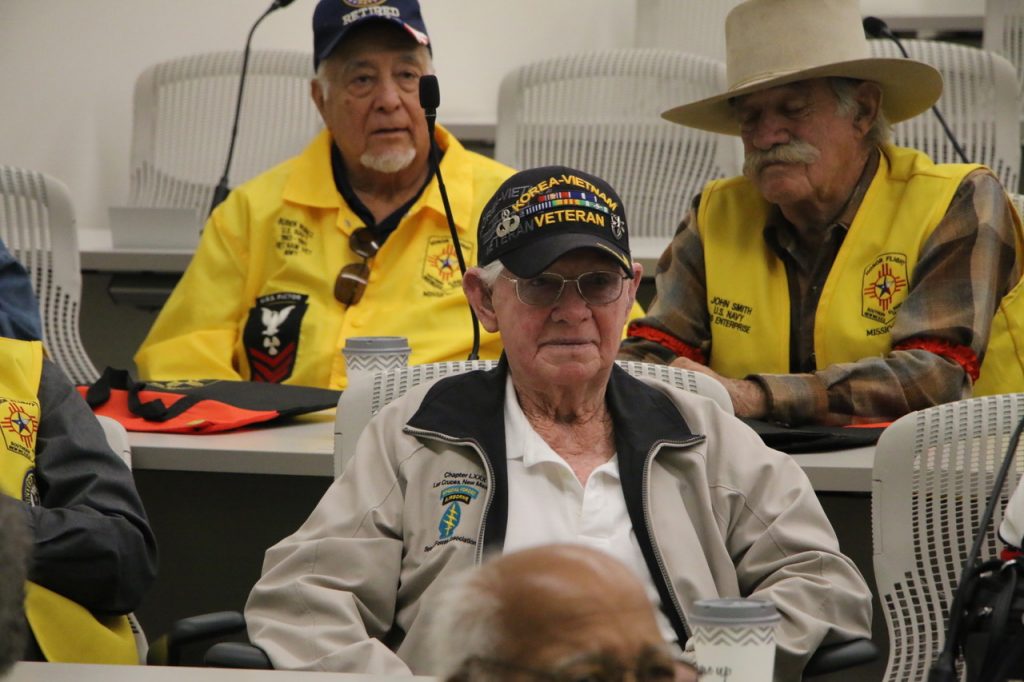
xmin=208 ymin=0 xmax=298 ymax=216
xmin=862 ymin=16 xmax=971 ymax=165
xmin=419 ymin=74 xmax=481 ymax=361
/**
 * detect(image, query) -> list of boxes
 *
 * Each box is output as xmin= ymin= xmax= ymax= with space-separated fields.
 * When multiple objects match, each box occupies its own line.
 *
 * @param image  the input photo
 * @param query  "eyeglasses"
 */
xmin=500 ymin=271 xmax=630 ymax=307
xmin=334 ymin=228 xmax=381 ymax=306
xmin=464 ymin=650 xmax=677 ymax=682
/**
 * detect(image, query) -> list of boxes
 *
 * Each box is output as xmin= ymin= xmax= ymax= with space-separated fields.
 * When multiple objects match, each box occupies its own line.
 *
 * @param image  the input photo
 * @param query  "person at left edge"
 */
xmin=134 ymin=0 xmax=516 ymax=389
xmin=1 ymin=342 xmax=157 ymax=662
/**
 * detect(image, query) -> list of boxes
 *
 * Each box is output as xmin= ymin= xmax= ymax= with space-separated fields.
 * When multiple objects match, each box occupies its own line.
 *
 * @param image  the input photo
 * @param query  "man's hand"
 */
xmin=670 ymin=356 xmax=768 ymax=419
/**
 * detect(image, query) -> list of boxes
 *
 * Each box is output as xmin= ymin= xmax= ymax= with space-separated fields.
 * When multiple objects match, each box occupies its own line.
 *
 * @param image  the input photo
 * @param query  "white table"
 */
xmin=859 ymin=0 xmax=984 ymax=33
xmin=128 ymin=410 xmax=336 ymax=477
xmin=128 ymin=410 xmax=875 ymax=493
xmin=79 ymin=228 xmax=194 ymax=274
xmin=5 ymin=662 xmax=429 ymax=682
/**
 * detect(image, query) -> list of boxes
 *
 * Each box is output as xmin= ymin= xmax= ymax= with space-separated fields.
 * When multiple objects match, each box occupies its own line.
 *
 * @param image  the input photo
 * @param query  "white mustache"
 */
xmin=743 ymin=141 xmax=821 ymax=178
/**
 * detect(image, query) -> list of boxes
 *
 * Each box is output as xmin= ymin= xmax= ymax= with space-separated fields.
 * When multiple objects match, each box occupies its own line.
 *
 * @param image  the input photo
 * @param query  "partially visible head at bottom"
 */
xmin=430 ymin=544 xmax=676 ymax=682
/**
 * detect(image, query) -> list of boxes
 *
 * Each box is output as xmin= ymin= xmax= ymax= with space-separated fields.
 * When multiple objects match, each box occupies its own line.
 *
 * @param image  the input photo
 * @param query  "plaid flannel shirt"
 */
xmin=620 ymin=151 xmax=1021 ymax=425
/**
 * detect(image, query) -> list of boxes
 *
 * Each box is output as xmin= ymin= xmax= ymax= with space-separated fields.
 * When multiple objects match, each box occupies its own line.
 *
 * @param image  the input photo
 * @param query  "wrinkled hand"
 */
xmin=669 ymin=356 xmax=768 ymax=419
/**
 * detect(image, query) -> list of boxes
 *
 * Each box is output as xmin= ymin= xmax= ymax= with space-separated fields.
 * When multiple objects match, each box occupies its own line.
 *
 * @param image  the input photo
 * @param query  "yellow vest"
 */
xmin=0 ymin=337 xmax=136 ymax=663
xmin=698 ymin=145 xmax=1024 ymax=394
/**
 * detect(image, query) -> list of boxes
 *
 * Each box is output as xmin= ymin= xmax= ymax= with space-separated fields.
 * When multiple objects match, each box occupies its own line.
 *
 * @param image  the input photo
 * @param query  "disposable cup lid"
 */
xmin=690 ymin=598 xmax=780 ymax=625
xmin=343 ymin=336 xmax=411 ymax=353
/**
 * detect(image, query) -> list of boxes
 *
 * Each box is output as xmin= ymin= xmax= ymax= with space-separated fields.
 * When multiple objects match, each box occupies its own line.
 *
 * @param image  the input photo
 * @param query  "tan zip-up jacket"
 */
xmin=246 ymin=362 xmax=871 ymax=680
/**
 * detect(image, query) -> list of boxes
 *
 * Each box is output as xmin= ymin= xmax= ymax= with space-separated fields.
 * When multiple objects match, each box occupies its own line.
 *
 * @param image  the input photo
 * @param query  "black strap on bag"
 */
xmin=85 ymin=367 xmax=202 ymax=422
xmin=962 ymin=560 xmax=1024 ymax=682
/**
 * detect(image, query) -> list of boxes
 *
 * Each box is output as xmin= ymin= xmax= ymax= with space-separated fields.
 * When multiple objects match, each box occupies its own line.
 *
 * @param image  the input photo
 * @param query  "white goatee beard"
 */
xmin=360 ymin=147 xmax=418 ymax=174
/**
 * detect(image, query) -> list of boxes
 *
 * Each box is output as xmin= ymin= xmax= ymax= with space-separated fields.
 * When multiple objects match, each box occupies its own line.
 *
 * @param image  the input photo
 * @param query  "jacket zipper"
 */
xmin=643 ymin=436 xmax=703 ymax=640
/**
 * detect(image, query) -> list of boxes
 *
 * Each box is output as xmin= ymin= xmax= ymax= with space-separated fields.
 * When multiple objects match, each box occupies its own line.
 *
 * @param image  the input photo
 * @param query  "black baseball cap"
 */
xmin=313 ymin=0 xmax=430 ymax=70
xmin=478 ymin=166 xmax=632 ymax=278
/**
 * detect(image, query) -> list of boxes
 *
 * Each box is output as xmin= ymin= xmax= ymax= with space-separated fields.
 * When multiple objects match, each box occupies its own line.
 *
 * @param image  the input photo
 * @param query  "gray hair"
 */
xmin=429 ymin=568 xmax=506 ymax=682
xmin=475 ymin=260 xmax=505 ymax=288
xmin=829 ymin=77 xmax=891 ymax=146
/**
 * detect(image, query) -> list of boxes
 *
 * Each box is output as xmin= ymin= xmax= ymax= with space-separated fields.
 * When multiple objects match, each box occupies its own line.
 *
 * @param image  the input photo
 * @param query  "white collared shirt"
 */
xmin=501 ymin=377 xmax=678 ymax=648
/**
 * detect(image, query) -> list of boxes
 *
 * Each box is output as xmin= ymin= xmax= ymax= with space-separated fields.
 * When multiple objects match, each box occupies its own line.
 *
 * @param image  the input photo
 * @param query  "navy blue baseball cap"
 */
xmin=478 ymin=166 xmax=633 ymax=279
xmin=313 ymin=0 xmax=430 ymax=70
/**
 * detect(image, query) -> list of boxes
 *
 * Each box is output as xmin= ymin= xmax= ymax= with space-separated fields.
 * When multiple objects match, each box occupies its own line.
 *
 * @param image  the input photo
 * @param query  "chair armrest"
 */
xmin=204 ymin=642 xmax=273 ymax=669
xmin=146 ymin=610 xmax=247 ymax=666
xmin=804 ymin=638 xmax=879 ymax=677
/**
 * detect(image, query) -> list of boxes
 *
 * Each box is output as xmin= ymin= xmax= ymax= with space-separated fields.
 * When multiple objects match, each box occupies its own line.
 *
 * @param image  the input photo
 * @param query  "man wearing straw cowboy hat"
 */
xmin=620 ymin=0 xmax=1024 ymax=426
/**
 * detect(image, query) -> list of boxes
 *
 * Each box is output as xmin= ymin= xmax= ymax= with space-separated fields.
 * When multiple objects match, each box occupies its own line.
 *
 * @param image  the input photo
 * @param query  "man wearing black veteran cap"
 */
xmin=620 ymin=0 xmax=1024 ymax=426
xmin=135 ymin=0 xmax=514 ymax=390
xmin=245 ymin=166 xmax=871 ymax=679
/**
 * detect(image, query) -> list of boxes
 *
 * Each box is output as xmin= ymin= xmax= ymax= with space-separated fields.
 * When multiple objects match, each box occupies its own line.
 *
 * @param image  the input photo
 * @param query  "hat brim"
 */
xmin=661 ymin=58 xmax=943 ymax=135
xmin=499 ymin=232 xmax=632 ymax=279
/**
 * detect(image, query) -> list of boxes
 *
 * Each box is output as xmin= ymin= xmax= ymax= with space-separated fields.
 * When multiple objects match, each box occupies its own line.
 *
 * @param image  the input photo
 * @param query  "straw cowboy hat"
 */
xmin=661 ymin=0 xmax=943 ymax=135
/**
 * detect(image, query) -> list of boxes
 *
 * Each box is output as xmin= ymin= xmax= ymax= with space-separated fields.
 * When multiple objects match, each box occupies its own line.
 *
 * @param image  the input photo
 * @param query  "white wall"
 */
xmin=0 ymin=0 xmax=635 ymax=232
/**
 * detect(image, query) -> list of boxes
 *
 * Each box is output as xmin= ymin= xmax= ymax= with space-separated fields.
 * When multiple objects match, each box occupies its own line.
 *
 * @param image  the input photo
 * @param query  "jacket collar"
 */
xmin=282 ymin=124 xmax=474 ymax=234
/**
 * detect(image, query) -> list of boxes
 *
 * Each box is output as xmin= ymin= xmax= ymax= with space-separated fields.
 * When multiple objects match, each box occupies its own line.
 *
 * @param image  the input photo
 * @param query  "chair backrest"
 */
xmin=494 ymin=49 xmax=742 ymax=246
xmin=867 ymin=39 xmax=1022 ymax=191
xmin=1010 ymin=191 xmax=1024 ymax=219
xmin=633 ymin=0 xmax=743 ymax=60
xmin=334 ymin=360 xmax=733 ymax=477
xmin=94 ymin=414 xmax=148 ymax=663
xmin=127 ymin=50 xmax=322 ymax=215
xmin=983 ymin=0 xmax=1024 ymax=130
xmin=871 ymin=394 xmax=1024 ymax=682
xmin=0 ymin=166 xmax=99 ymax=384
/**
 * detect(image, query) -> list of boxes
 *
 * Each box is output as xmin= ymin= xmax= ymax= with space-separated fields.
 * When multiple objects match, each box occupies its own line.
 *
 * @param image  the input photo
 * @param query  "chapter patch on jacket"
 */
xmin=422 ymin=236 xmax=472 ymax=296
xmin=862 ymin=253 xmax=909 ymax=325
xmin=0 ymin=399 xmax=39 ymax=460
xmin=424 ymin=473 xmax=486 ymax=552
xmin=21 ymin=469 xmax=39 ymax=506
xmin=243 ymin=292 xmax=308 ymax=383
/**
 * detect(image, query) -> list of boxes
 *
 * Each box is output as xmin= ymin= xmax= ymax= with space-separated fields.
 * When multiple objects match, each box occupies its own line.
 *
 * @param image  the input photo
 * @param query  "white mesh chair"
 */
xmin=95 ymin=414 xmax=148 ymax=662
xmin=871 ymin=394 xmax=1024 ymax=682
xmin=868 ymin=39 xmax=1022 ymax=191
xmin=494 ymin=49 xmax=742 ymax=261
xmin=983 ymin=0 xmax=1024 ymax=144
xmin=0 ymin=166 xmax=99 ymax=384
xmin=633 ymin=0 xmax=743 ymax=60
xmin=127 ymin=50 xmax=322 ymax=215
xmin=1011 ymin=191 xmax=1024 ymax=219
xmin=333 ymin=360 xmax=733 ymax=477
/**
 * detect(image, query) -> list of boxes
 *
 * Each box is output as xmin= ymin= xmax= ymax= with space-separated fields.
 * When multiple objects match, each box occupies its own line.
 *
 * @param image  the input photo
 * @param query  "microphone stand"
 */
xmin=419 ymin=74 xmax=481 ymax=360
xmin=209 ymin=0 xmax=291 ymax=216
xmin=862 ymin=16 xmax=971 ymax=165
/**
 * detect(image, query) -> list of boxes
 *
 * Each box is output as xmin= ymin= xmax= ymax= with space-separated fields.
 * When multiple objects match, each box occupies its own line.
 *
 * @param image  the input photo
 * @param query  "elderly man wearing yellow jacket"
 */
xmin=620 ymin=0 xmax=1024 ymax=425
xmin=135 ymin=0 xmax=515 ymax=389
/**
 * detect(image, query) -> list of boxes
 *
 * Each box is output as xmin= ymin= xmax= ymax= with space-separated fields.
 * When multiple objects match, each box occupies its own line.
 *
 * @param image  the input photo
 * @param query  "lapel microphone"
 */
xmin=419 ymin=74 xmax=481 ymax=360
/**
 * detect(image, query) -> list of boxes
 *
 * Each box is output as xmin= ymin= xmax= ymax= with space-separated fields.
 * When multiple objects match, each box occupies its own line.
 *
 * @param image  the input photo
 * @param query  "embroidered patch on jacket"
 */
xmin=862 ymin=253 xmax=909 ymax=325
xmin=424 ymin=475 xmax=485 ymax=552
xmin=422 ymin=236 xmax=472 ymax=296
xmin=21 ymin=469 xmax=39 ymax=506
xmin=0 ymin=399 xmax=38 ymax=460
xmin=243 ymin=292 xmax=309 ymax=383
